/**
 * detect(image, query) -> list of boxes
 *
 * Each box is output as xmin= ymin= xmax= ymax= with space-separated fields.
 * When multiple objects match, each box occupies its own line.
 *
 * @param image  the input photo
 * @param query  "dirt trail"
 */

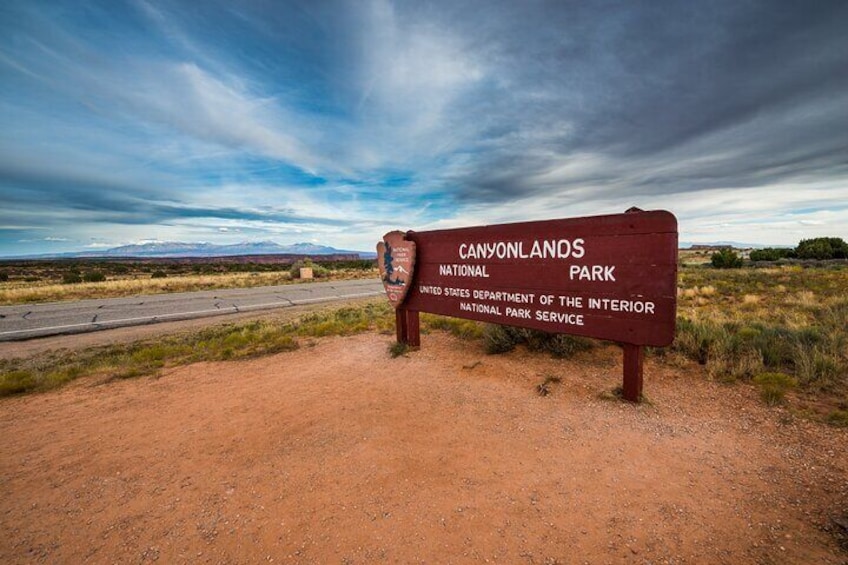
xmin=1 ymin=332 xmax=846 ymax=564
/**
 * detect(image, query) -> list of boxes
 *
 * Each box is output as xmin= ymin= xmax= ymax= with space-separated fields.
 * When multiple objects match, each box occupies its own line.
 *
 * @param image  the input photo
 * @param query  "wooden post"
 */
xmin=396 ymin=308 xmax=421 ymax=347
xmin=622 ymin=344 xmax=644 ymax=402
xmin=396 ymin=308 xmax=408 ymax=344
xmin=406 ymin=310 xmax=420 ymax=347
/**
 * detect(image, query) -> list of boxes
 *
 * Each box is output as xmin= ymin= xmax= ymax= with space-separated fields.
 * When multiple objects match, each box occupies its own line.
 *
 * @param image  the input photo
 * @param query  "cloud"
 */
xmin=118 ymin=62 xmax=329 ymax=173
xmin=428 ymin=0 xmax=848 ymax=207
xmin=1 ymin=0 xmax=847 ymax=255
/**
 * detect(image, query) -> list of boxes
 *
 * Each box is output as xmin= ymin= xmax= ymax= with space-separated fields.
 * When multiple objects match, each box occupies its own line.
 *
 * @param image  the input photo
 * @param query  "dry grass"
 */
xmin=0 ymin=270 xmax=379 ymax=305
xmin=672 ymin=264 xmax=848 ymax=421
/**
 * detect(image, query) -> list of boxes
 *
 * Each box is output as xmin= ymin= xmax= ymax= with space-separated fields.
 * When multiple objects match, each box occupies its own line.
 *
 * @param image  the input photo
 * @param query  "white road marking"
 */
xmin=0 ymin=290 xmax=382 ymax=339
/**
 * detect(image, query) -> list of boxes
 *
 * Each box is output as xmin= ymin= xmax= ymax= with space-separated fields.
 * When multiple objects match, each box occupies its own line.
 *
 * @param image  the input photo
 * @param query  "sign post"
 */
xmin=377 ymin=209 xmax=677 ymax=401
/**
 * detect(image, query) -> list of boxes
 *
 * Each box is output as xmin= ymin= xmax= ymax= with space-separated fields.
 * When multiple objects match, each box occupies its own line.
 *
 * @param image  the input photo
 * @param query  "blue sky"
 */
xmin=1 ymin=0 xmax=847 ymax=256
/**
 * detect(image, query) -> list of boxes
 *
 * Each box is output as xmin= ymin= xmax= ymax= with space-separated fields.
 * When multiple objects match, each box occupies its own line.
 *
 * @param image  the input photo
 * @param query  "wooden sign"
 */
xmin=378 ymin=209 xmax=678 ymax=402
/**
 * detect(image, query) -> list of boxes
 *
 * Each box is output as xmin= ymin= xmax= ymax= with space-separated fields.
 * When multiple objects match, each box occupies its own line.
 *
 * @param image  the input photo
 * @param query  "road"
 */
xmin=0 ymin=279 xmax=384 ymax=341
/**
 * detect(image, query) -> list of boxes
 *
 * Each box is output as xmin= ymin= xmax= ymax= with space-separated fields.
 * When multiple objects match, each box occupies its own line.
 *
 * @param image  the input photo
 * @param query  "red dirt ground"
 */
xmin=1 ymin=331 xmax=846 ymax=564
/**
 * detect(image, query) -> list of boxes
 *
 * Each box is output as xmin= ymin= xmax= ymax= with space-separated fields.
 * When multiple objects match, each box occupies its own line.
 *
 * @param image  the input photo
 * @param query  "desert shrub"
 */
xmin=151 ymin=271 xmax=168 ymax=279
xmin=673 ymin=318 xmax=728 ymax=364
xmin=483 ymin=325 xmax=593 ymax=358
xmin=749 ymin=248 xmax=796 ymax=262
xmin=796 ymin=237 xmax=848 ymax=260
xmin=388 ymin=342 xmax=410 ymax=358
xmin=540 ymin=334 xmax=594 ymax=358
xmin=484 ymin=324 xmax=524 ymax=354
xmin=83 ymin=271 xmax=106 ymax=283
xmin=0 ymin=370 xmax=36 ymax=396
xmin=793 ymin=344 xmax=843 ymax=391
xmin=423 ymin=315 xmax=484 ymax=340
xmin=710 ymin=248 xmax=743 ymax=268
xmin=827 ymin=410 xmax=848 ymax=427
xmin=753 ymin=372 xmax=797 ymax=406
xmin=0 ymin=272 xmax=8 ymax=282
xmin=674 ymin=315 xmax=847 ymax=391
xmin=755 ymin=327 xmax=800 ymax=367
xmin=675 ymin=320 xmax=766 ymax=381
xmin=708 ymin=347 xmax=764 ymax=383
xmin=62 ymin=272 xmax=82 ymax=284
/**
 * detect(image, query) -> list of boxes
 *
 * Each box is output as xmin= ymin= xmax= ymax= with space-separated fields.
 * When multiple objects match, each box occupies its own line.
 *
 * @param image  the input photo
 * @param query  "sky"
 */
xmin=1 ymin=0 xmax=847 ymax=256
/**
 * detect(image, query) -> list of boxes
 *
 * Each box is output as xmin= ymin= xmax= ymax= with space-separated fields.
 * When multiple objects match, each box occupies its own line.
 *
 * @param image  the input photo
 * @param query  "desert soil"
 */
xmin=1 ymin=331 xmax=846 ymax=564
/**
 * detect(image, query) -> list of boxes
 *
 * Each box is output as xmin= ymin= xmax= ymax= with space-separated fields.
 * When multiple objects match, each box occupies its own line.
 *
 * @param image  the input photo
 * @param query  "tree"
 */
xmin=795 ymin=237 xmax=848 ymax=260
xmin=711 ymin=248 xmax=743 ymax=268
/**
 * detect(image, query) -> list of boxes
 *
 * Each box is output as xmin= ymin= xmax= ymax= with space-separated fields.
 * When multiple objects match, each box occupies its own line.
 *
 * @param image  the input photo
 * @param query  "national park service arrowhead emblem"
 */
xmin=377 ymin=231 xmax=416 ymax=308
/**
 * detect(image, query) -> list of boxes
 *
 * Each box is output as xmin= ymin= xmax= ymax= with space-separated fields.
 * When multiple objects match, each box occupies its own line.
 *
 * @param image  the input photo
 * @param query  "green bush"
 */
xmin=710 ymin=248 xmax=743 ymax=268
xmin=388 ymin=342 xmax=410 ymax=358
xmin=0 ymin=272 xmax=8 ymax=282
xmin=749 ymin=248 xmax=795 ymax=262
xmin=483 ymin=324 xmax=593 ymax=358
xmin=753 ymin=372 xmax=797 ymax=406
xmin=484 ymin=324 xmax=523 ymax=354
xmin=62 ymin=272 xmax=82 ymax=284
xmin=83 ymin=271 xmax=106 ymax=283
xmin=151 ymin=271 xmax=168 ymax=279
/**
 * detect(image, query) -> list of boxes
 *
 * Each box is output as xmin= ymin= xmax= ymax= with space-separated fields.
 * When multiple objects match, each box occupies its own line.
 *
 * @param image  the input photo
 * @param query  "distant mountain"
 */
xmin=10 ymin=241 xmax=376 ymax=259
xmin=680 ymin=241 xmax=775 ymax=249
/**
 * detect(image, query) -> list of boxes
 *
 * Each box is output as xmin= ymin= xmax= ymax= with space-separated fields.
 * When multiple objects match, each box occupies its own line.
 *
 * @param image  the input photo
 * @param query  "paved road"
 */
xmin=0 ymin=279 xmax=384 ymax=341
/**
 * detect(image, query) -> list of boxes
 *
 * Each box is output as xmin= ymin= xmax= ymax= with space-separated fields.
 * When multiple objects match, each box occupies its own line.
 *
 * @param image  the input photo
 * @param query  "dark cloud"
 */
xmin=423 ymin=0 xmax=848 ymax=203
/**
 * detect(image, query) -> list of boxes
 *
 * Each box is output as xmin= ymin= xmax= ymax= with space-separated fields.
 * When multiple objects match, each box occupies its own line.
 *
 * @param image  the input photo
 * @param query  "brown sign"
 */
xmin=378 ymin=210 xmax=678 ymax=401
xmin=377 ymin=230 xmax=417 ymax=308
xmin=401 ymin=210 xmax=678 ymax=347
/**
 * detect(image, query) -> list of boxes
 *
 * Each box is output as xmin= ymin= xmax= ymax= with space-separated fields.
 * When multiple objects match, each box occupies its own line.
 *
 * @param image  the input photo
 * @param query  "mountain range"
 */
xmin=11 ymin=241 xmax=376 ymax=259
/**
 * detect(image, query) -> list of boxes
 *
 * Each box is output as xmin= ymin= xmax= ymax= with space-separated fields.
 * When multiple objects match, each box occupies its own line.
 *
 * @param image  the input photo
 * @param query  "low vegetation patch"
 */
xmin=422 ymin=314 xmax=485 ymax=340
xmin=827 ymin=410 xmax=848 ymax=427
xmin=752 ymin=372 xmax=797 ymax=406
xmin=388 ymin=342 xmax=410 ymax=358
xmin=675 ymin=264 xmax=847 ymax=419
xmin=483 ymin=324 xmax=594 ymax=358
